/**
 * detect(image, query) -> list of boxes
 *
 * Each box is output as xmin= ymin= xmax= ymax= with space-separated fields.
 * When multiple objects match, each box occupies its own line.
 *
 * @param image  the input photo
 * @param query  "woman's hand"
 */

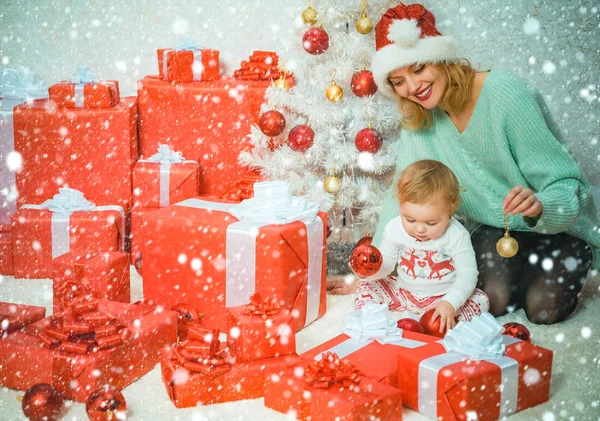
xmin=432 ymin=300 xmax=456 ymax=332
xmin=503 ymin=185 xmax=544 ymax=218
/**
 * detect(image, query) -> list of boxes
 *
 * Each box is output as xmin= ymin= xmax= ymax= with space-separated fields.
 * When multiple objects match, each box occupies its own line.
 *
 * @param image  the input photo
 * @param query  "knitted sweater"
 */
xmin=373 ymin=70 xmax=600 ymax=270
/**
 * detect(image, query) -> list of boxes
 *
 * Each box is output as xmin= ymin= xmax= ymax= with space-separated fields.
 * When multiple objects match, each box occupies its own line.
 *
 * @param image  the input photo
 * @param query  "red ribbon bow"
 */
xmin=171 ymin=328 xmax=233 ymax=376
xmin=56 ymin=279 xmax=93 ymax=309
xmin=304 ymin=352 xmax=361 ymax=389
xmin=233 ymin=51 xmax=288 ymax=81
xmin=243 ymin=292 xmax=281 ymax=317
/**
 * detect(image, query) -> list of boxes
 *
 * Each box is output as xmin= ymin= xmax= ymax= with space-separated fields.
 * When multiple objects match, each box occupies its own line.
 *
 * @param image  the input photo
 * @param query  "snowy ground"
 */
xmin=0 ymin=268 xmax=599 ymax=421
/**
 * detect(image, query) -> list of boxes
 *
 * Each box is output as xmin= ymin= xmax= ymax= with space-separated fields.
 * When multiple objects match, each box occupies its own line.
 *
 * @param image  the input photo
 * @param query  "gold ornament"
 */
xmin=326 ymin=80 xmax=344 ymax=102
xmin=496 ymin=213 xmax=519 ymax=258
xmin=302 ymin=6 xmax=318 ymax=25
xmin=355 ymin=13 xmax=373 ymax=34
xmin=324 ymin=174 xmax=342 ymax=194
xmin=274 ymin=75 xmax=290 ymax=91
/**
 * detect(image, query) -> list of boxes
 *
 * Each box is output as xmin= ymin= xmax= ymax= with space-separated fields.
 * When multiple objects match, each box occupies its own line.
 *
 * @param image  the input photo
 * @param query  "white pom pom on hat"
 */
xmin=387 ymin=19 xmax=421 ymax=48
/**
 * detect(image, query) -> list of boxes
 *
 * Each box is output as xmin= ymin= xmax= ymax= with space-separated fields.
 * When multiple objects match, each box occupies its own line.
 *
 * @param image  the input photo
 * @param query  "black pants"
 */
xmin=471 ymin=225 xmax=593 ymax=325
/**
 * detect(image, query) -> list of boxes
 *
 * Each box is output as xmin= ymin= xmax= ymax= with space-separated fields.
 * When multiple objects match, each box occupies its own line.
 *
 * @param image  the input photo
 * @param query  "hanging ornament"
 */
xmin=355 ymin=1 xmax=374 ymax=34
xmin=496 ymin=213 xmax=519 ymax=258
xmin=323 ymin=173 xmax=341 ymax=194
xmin=351 ymin=68 xmax=378 ymax=97
xmin=419 ymin=309 xmax=448 ymax=338
xmin=86 ymin=386 xmax=127 ymax=421
xmin=288 ymin=124 xmax=315 ymax=152
xmin=397 ymin=318 xmax=426 ymax=333
xmin=258 ymin=109 xmax=286 ymax=137
xmin=326 ymin=80 xmax=344 ymax=102
xmin=302 ymin=26 xmax=329 ymax=55
xmin=356 ymin=235 xmax=372 ymax=247
xmin=301 ymin=5 xmax=318 ymax=25
xmin=21 ymin=383 xmax=64 ymax=421
xmin=171 ymin=303 xmax=203 ymax=340
xmin=503 ymin=322 xmax=531 ymax=342
xmin=355 ymin=124 xmax=383 ymax=153
xmin=349 ymin=243 xmax=383 ymax=278
xmin=273 ymin=74 xmax=290 ymax=91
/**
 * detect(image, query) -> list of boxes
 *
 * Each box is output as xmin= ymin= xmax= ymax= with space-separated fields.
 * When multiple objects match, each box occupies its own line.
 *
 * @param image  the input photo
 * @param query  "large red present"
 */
xmin=0 ymin=299 xmax=177 ymax=401
xmin=0 ymin=302 xmax=46 ymax=336
xmin=53 ymin=251 xmax=130 ymax=313
xmin=397 ymin=313 xmax=553 ymax=421
xmin=227 ymin=292 xmax=296 ymax=362
xmin=264 ymin=353 xmax=402 ymax=421
xmin=137 ymin=75 xmax=266 ymax=197
xmin=0 ymin=231 xmax=13 ymax=275
xmin=48 ymin=67 xmax=119 ymax=109
xmin=133 ymin=145 xmax=199 ymax=208
xmin=12 ymin=188 xmax=126 ymax=279
xmin=160 ymin=327 xmax=299 ymax=408
xmin=142 ymin=182 xmax=327 ymax=332
xmin=13 ymin=96 xmax=137 ymax=208
xmin=157 ymin=46 xmax=220 ymax=82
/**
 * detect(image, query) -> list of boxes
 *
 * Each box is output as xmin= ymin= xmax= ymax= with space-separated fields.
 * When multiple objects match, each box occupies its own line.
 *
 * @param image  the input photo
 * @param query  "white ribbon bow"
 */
xmin=38 ymin=188 xmax=96 ymax=213
xmin=342 ymin=302 xmax=405 ymax=344
xmin=441 ymin=312 xmax=506 ymax=360
xmin=145 ymin=144 xmax=186 ymax=164
xmin=0 ymin=67 xmax=47 ymax=100
xmin=230 ymin=181 xmax=319 ymax=225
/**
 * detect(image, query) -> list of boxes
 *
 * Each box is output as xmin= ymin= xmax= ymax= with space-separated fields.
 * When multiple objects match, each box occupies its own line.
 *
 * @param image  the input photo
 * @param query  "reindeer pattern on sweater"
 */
xmin=398 ymin=246 xmax=455 ymax=280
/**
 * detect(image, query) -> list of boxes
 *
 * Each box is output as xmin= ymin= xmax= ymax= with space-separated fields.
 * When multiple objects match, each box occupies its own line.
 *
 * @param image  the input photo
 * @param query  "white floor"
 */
xmin=1 ymin=268 xmax=599 ymax=421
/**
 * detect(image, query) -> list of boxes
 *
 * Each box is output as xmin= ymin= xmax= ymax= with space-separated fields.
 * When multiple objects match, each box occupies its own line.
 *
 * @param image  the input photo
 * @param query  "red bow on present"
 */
xmin=233 ymin=51 xmax=289 ymax=81
xmin=243 ymin=292 xmax=281 ymax=318
xmin=55 ymin=278 xmax=93 ymax=309
xmin=171 ymin=328 xmax=233 ymax=376
xmin=304 ymin=352 xmax=361 ymax=389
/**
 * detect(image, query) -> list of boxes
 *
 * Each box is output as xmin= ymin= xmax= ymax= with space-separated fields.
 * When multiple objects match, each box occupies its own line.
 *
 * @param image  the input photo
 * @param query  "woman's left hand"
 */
xmin=503 ymin=185 xmax=544 ymax=218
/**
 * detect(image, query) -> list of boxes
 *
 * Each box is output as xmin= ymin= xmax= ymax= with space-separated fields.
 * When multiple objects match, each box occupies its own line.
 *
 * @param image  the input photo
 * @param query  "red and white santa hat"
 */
xmin=372 ymin=3 xmax=459 ymax=98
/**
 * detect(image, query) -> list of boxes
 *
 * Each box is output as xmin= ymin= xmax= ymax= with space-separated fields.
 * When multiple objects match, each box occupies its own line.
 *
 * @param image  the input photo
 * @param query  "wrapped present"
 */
xmin=157 ymin=39 xmax=219 ymax=82
xmin=219 ymin=173 xmax=263 ymax=201
xmin=1 ymin=68 xmax=47 ymax=229
xmin=397 ymin=313 xmax=553 ymax=421
xmin=264 ymin=353 xmax=402 ymax=421
xmin=0 ymin=302 xmax=46 ymax=337
xmin=0 ymin=231 xmax=13 ymax=275
xmin=142 ymin=181 xmax=327 ymax=332
xmin=233 ymin=51 xmax=288 ymax=81
xmin=161 ymin=327 xmax=299 ymax=407
xmin=53 ymin=251 xmax=130 ymax=314
xmin=133 ymin=144 xmax=199 ymax=208
xmin=13 ymin=95 xmax=137 ymax=209
xmin=137 ymin=75 xmax=264 ymax=197
xmin=12 ymin=188 xmax=125 ymax=279
xmin=0 ymin=298 xmax=177 ymax=401
xmin=301 ymin=303 xmax=437 ymax=387
xmin=227 ymin=292 xmax=296 ymax=362
xmin=48 ymin=66 xmax=120 ymax=109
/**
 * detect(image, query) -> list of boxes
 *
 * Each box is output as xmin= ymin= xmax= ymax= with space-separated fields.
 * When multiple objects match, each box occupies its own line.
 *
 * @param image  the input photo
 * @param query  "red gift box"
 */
xmin=0 ymin=231 xmax=13 ymax=275
xmin=227 ymin=293 xmax=296 ymax=362
xmin=48 ymin=80 xmax=120 ymax=109
xmin=137 ymin=76 xmax=265 ymax=197
xmin=157 ymin=48 xmax=220 ymax=82
xmin=0 ymin=302 xmax=46 ymax=336
xmin=13 ymin=97 xmax=137 ymax=208
xmin=141 ymin=197 xmax=327 ymax=332
xmin=397 ymin=335 xmax=553 ymax=421
xmin=12 ymin=201 xmax=125 ymax=279
xmin=53 ymin=251 xmax=130 ymax=313
xmin=264 ymin=354 xmax=402 ymax=421
xmin=0 ymin=299 xmax=177 ymax=401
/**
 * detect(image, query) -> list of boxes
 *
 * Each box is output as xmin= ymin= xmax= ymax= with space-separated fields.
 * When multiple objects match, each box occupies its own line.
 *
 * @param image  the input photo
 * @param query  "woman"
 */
xmin=364 ymin=3 xmax=599 ymax=324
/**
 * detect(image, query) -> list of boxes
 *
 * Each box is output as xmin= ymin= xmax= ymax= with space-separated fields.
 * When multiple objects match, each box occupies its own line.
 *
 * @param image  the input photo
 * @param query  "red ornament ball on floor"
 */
xmin=21 ymin=383 xmax=64 ymax=421
xmin=503 ymin=322 xmax=531 ymax=342
xmin=86 ymin=386 xmax=127 ymax=421
xmin=419 ymin=309 xmax=446 ymax=338
xmin=397 ymin=318 xmax=426 ymax=333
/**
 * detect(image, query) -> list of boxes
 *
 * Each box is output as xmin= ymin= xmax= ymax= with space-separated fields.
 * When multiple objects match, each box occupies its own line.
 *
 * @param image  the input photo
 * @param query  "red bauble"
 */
xmin=349 ymin=244 xmax=382 ymax=278
xmin=259 ymin=110 xmax=286 ymax=137
xmin=397 ymin=318 xmax=426 ymax=333
xmin=86 ymin=386 xmax=127 ymax=421
xmin=351 ymin=70 xmax=378 ymax=97
xmin=171 ymin=303 xmax=201 ymax=338
xmin=356 ymin=236 xmax=373 ymax=247
xmin=419 ymin=309 xmax=446 ymax=338
xmin=21 ymin=383 xmax=64 ymax=421
xmin=355 ymin=127 xmax=383 ymax=154
xmin=288 ymin=124 xmax=315 ymax=152
xmin=503 ymin=322 xmax=531 ymax=342
xmin=302 ymin=27 xmax=329 ymax=55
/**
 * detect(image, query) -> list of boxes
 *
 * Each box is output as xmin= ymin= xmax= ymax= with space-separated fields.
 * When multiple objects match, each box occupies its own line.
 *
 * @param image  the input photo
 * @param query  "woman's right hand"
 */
xmin=503 ymin=185 xmax=544 ymax=218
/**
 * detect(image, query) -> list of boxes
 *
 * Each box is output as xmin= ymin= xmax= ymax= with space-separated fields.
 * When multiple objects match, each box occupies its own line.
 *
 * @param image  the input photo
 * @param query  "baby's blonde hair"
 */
xmin=397 ymin=160 xmax=462 ymax=213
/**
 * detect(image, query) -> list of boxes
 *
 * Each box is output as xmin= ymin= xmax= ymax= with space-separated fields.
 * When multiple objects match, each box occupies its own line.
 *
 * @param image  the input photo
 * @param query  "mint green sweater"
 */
xmin=374 ymin=70 xmax=600 ymax=270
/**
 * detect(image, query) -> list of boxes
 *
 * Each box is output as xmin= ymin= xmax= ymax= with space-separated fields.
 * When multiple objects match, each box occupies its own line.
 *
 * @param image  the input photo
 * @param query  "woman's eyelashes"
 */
xmin=415 ymin=65 xmax=425 ymax=74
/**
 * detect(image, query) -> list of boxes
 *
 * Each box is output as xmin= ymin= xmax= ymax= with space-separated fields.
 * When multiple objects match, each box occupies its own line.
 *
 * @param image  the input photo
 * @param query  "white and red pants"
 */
xmin=355 ymin=276 xmax=490 ymax=322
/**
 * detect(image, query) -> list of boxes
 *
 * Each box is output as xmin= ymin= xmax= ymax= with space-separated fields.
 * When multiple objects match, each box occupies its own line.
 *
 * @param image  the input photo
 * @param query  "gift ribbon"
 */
xmin=60 ymin=66 xmax=117 ymax=108
xmin=22 ymin=188 xmax=125 ymax=259
xmin=304 ymin=352 xmax=361 ymax=389
xmin=139 ymin=144 xmax=197 ymax=207
xmin=174 ymin=181 xmax=323 ymax=327
xmin=162 ymin=39 xmax=204 ymax=81
xmin=243 ymin=292 xmax=281 ymax=317
xmin=170 ymin=329 xmax=232 ymax=375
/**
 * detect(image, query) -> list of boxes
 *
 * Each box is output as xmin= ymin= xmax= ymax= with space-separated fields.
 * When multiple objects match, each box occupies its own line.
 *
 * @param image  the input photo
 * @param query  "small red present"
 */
xmin=53 ymin=251 xmax=130 ymax=314
xmin=160 ymin=327 xmax=299 ymax=408
xmin=48 ymin=67 xmax=119 ymax=109
xmin=157 ymin=46 xmax=219 ymax=82
xmin=397 ymin=313 xmax=553 ymax=421
xmin=227 ymin=292 xmax=296 ymax=362
xmin=12 ymin=188 xmax=126 ymax=279
xmin=133 ymin=145 xmax=199 ymax=208
xmin=0 ymin=302 xmax=46 ymax=337
xmin=0 ymin=231 xmax=13 ymax=275
xmin=264 ymin=353 xmax=402 ymax=421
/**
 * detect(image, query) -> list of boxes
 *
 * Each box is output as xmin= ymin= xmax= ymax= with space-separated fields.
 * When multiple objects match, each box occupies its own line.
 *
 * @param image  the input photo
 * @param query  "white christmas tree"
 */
xmin=239 ymin=0 xmax=401 ymax=240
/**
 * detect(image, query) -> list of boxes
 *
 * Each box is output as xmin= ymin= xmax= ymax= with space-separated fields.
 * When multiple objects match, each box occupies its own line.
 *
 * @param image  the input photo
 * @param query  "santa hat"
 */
xmin=372 ymin=4 xmax=459 ymax=98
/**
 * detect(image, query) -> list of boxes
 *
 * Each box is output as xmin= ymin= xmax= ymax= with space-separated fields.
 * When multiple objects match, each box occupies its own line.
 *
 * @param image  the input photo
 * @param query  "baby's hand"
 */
xmin=432 ymin=300 xmax=456 ymax=333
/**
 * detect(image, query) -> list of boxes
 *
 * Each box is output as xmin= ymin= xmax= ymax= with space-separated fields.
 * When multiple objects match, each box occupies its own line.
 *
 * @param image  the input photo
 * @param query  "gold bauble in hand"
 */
xmin=496 ymin=233 xmax=519 ymax=258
